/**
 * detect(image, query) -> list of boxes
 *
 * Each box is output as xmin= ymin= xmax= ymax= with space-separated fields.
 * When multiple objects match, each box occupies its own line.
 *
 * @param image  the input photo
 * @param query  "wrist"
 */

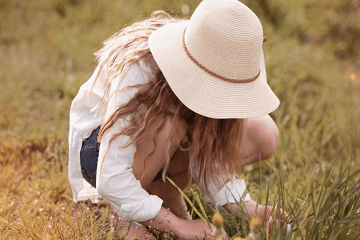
xmin=171 ymin=218 xmax=188 ymax=238
xmin=223 ymin=202 xmax=238 ymax=213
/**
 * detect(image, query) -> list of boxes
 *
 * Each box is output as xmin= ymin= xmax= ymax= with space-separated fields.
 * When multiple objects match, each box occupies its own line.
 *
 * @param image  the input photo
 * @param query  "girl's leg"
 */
xmin=148 ymin=169 xmax=192 ymax=220
xmin=117 ymin=147 xmax=191 ymax=239
xmin=223 ymin=114 xmax=288 ymax=227
xmin=147 ymin=144 xmax=192 ymax=220
xmin=237 ymin=114 xmax=279 ymax=167
xmin=118 ymin=118 xmax=190 ymax=238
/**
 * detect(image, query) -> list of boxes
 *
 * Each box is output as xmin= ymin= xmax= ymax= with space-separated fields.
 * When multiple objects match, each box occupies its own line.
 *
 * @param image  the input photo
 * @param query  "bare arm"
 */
xmin=237 ymin=115 xmax=279 ymax=167
xmin=223 ymin=115 xmax=287 ymax=228
xmin=141 ymin=207 xmax=226 ymax=240
xmin=223 ymin=200 xmax=289 ymax=231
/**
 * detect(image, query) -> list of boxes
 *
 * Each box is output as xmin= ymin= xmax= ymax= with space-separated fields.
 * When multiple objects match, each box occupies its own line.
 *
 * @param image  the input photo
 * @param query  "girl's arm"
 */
xmin=141 ymin=207 xmax=227 ymax=240
xmin=208 ymin=115 xmax=288 ymax=228
xmin=223 ymin=200 xmax=289 ymax=231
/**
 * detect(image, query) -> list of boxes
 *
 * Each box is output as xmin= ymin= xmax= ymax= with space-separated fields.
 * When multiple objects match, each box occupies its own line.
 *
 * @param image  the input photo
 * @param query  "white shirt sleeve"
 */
xmin=95 ymin=62 xmax=163 ymax=222
xmin=68 ymin=63 xmax=104 ymax=203
xmin=203 ymin=175 xmax=251 ymax=207
xmin=190 ymin=152 xmax=251 ymax=206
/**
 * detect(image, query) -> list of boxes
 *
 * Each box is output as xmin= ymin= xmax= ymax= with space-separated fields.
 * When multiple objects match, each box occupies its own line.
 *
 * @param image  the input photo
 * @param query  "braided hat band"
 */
xmin=182 ymin=28 xmax=261 ymax=84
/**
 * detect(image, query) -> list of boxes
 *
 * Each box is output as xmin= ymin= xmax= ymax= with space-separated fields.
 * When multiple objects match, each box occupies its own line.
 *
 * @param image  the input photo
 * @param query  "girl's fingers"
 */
xmin=222 ymin=228 xmax=230 ymax=240
xmin=273 ymin=204 xmax=291 ymax=223
xmin=256 ymin=204 xmax=291 ymax=232
xmin=286 ymin=223 xmax=292 ymax=236
xmin=262 ymin=204 xmax=289 ymax=223
xmin=243 ymin=200 xmax=291 ymax=233
xmin=265 ymin=216 xmax=274 ymax=232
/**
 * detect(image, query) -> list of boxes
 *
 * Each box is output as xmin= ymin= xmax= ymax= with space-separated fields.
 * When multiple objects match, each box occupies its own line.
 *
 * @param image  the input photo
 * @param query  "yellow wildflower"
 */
xmin=212 ymin=210 xmax=224 ymax=228
xmin=349 ymin=73 xmax=356 ymax=81
xmin=250 ymin=216 xmax=260 ymax=228
xmin=233 ymin=237 xmax=247 ymax=240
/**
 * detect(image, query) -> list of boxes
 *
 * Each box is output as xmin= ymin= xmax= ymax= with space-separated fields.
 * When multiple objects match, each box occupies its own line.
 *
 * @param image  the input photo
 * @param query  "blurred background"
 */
xmin=0 ymin=0 xmax=360 ymax=238
xmin=0 ymin=0 xmax=359 ymax=142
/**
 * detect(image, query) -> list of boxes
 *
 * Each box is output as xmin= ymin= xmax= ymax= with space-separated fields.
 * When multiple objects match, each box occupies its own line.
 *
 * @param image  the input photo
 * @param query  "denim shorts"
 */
xmin=80 ymin=126 xmax=101 ymax=188
xmin=80 ymin=126 xmax=164 ymax=188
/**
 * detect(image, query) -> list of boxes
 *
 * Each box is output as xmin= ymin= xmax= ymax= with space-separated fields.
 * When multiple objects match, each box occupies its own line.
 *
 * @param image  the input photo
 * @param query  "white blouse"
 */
xmin=68 ymin=42 xmax=250 ymax=223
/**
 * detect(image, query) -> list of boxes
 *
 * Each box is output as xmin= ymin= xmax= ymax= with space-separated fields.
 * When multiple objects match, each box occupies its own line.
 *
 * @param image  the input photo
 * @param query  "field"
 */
xmin=0 ymin=0 xmax=360 ymax=239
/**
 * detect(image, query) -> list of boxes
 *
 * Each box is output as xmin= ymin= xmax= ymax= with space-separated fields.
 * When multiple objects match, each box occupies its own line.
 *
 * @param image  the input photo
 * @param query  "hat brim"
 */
xmin=148 ymin=21 xmax=280 ymax=119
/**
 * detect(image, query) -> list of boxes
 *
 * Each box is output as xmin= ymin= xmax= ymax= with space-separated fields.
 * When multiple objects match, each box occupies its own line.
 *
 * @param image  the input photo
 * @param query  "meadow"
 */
xmin=0 ymin=0 xmax=359 ymax=239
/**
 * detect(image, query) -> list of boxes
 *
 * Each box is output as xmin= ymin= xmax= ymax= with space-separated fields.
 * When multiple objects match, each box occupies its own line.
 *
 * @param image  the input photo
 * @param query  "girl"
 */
xmin=68 ymin=0 xmax=287 ymax=239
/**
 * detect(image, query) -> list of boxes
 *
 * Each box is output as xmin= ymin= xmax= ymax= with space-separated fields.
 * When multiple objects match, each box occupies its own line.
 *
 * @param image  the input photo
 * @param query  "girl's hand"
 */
xmin=223 ymin=199 xmax=290 ymax=232
xmin=243 ymin=199 xmax=290 ymax=231
xmin=176 ymin=219 xmax=229 ymax=240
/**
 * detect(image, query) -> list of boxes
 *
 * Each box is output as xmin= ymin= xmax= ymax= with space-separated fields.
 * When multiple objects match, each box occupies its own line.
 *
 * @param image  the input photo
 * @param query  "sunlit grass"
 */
xmin=1 ymin=0 xmax=359 ymax=239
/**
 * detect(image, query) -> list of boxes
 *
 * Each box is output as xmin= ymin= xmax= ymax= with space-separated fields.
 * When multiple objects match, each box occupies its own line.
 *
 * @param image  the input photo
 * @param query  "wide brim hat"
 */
xmin=148 ymin=0 xmax=280 ymax=119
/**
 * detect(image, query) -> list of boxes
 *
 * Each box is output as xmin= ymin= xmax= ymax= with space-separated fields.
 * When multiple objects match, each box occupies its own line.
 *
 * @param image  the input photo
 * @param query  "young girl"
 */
xmin=68 ymin=0 xmax=287 ymax=239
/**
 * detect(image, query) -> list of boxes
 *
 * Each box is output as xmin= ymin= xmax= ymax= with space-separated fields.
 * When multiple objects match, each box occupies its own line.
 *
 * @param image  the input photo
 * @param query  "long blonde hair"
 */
xmin=92 ymin=11 xmax=244 ymax=193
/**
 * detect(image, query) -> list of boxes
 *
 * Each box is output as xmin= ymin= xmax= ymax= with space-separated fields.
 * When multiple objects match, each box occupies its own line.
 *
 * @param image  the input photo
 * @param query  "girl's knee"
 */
xmin=244 ymin=115 xmax=279 ymax=160
xmin=256 ymin=115 xmax=279 ymax=159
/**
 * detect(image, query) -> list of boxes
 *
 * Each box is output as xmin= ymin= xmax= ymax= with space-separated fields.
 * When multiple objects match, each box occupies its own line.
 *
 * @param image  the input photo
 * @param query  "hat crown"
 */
xmin=185 ymin=0 xmax=264 ymax=81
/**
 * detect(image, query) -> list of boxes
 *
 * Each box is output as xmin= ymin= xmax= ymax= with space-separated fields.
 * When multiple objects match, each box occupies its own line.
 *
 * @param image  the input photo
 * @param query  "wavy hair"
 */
xmin=92 ymin=11 xmax=244 ymax=193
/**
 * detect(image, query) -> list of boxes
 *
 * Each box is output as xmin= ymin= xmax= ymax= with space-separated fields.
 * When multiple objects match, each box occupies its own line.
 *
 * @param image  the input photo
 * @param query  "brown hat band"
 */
xmin=182 ymin=28 xmax=261 ymax=84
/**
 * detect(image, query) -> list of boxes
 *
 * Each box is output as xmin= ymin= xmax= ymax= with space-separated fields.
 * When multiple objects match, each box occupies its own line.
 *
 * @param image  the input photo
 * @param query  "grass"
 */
xmin=0 ymin=0 xmax=359 ymax=239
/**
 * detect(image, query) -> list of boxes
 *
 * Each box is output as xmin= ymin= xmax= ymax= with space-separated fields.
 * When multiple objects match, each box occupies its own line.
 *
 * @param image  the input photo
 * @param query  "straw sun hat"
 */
xmin=148 ymin=0 xmax=280 ymax=119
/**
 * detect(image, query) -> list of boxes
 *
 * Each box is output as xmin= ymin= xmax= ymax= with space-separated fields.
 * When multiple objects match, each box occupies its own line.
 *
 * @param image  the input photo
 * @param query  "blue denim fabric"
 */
xmin=80 ymin=126 xmax=100 ymax=188
xmin=80 ymin=126 xmax=164 ymax=188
